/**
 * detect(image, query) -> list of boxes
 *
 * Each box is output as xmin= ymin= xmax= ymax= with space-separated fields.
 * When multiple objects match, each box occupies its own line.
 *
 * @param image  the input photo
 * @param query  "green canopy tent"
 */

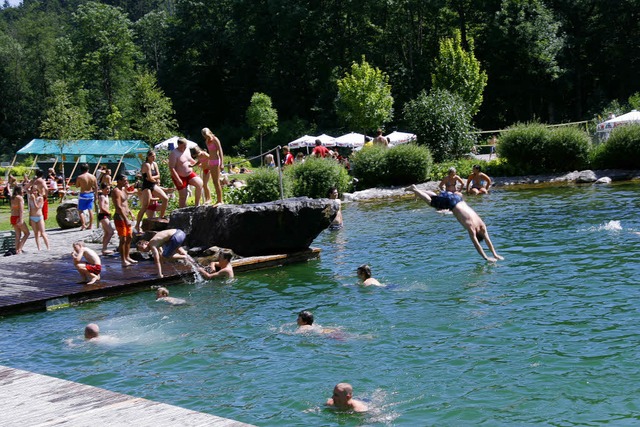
xmin=16 ymin=139 xmax=149 ymax=197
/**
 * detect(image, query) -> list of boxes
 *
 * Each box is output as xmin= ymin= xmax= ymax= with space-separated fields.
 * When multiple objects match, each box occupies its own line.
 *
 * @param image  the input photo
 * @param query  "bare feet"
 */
xmin=122 ymin=261 xmax=132 ymax=267
xmin=86 ymin=275 xmax=100 ymax=285
xmin=102 ymin=250 xmax=114 ymax=255
xmin=126 ymin=258 xmax=138 ymax=264
xmin=404 ymin=185 xmax=417 ymax=192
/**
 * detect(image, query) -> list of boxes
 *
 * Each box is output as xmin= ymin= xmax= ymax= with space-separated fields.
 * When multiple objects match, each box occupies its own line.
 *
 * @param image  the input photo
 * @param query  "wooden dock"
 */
xmin=0 ymin=246 xmax=320 ymax=316
xmin=0 ymin=365 xmax=255 ymax=426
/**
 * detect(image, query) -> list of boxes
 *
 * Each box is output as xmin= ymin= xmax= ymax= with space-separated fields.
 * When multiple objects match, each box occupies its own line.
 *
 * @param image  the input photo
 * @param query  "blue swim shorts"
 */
xmin=162 ymin=229 xmax=186 ymax=258
xmin=78 ymin=192 xmax=95 ymax=211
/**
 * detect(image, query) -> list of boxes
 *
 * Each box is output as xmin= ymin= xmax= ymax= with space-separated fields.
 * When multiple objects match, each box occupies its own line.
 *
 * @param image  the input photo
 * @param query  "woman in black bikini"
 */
xmin=134 ymin=150 xmax=169 ymax=233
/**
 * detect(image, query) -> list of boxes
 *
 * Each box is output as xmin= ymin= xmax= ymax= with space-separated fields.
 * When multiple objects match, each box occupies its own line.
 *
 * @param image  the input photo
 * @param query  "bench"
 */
xmin=0 ymin=230 xmax=15 ymax=252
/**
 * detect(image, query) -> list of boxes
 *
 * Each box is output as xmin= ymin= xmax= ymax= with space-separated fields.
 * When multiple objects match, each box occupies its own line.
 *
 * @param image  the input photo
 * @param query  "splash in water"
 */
xmin=581 ymin=220 xmax=622 ymax=233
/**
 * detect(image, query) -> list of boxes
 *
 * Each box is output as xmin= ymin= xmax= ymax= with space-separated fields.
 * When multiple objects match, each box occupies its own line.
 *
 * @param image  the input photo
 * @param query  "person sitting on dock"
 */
xmin=357 ymin=264 xmax=383 ymax=286
xmin=326 ymin=383 xmax=368 ymax=412
xmin=84 ymin=323 xmax=100 ymax=340
xmin=155 ymin=287 xmax=187 ymax=305
xmin=198 ymin=249 xmax=234 ymax=279
xmin=136 ymin=229 xmax=191 ymax=278
xmin=404 ymin=184 xmax=504 ymax=262
xmin=71 ymin=241 xmax=102 ymax=285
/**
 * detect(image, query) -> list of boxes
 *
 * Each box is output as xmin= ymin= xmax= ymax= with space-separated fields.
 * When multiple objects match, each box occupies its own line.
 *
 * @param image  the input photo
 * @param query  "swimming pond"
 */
xmin=1 ymin=183 xmax=640 ymax=426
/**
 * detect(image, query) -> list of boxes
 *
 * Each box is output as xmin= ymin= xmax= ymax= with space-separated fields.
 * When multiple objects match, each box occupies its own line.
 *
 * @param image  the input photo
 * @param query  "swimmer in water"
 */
xmin=84 ymin=323 xmax=100 ymax=340
xmin=405 ymin=184 xmax=503 ymax=262
xmin=155 ymin=287 xmax=187 ymax=305
xmin=326 ymin=382 xmax=368 ymax=412
xmin=357 ymin=264 xmax=383 ymax=286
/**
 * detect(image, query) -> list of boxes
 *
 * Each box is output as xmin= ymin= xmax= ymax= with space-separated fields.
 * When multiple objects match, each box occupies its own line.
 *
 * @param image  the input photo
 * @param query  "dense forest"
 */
xmin=1 ymin=0 xmax=639 ymax=158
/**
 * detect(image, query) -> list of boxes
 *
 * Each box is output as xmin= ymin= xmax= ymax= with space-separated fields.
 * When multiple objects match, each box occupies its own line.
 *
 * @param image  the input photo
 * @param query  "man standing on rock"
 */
xmin=169 ymin=137 xmax=203 ymax=208
xmin=76 ymin=163 xmax=97 ymax=229
xmin=112 ymin=174 xmax=137 ymax=266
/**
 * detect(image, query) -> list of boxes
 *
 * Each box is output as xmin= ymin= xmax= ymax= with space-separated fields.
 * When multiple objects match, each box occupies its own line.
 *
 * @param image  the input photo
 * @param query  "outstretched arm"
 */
xmin=151 ymin=246 xmax=163 ymax=277
xmin=483 ymin=231 xmax=504 ymax=260
xmin=468 ymin=229 xmax=496 ymax=262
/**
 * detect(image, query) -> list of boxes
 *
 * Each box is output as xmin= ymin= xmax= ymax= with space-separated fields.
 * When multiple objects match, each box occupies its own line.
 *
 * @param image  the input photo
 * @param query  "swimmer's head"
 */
xmin=156 ymin=287 xmax=169 ymax=299
xmin=357 ymin=264 xmax=372 ymax=280
xmin=297 ymin=310 xmax=314 ymax=326
xmin=218 ymin=249 xmax=233 ymax=263
xmin=84 ymin=323 xmax=99 ymax=339
xmin=332 ymin=383 xmax=353 ymax=408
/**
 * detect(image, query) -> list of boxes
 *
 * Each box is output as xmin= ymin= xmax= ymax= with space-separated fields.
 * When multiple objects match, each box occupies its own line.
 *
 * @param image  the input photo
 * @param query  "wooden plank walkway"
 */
xmin=0 ymin=365 xmax=255 ymax=426
xmin=0 ymin=230 xmax=320 ymax=316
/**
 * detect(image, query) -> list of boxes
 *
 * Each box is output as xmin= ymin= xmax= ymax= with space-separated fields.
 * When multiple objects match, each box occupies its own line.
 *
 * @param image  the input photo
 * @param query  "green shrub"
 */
xmin=155 ymin=149 xmax=172 ymax=187
xmin=350 ymin=146 xmax=388 ymax=188
xmin=546 ymin=126 xmax=591 ymax=171
xmin=499 ymin=123 xmax=592 ymax=173
xmin=244 ymin=167 xmax=292 ymax=203
xmin=403 ymin=89 xmax=475 ymax=162
xmin=497 ymin=123 xmax=549 ymax=174
xmin=590 ymin=124 xmax=640 ymax=169
xmin=288 ymin=157 xmax=351 ymax=198
xmin=222 ymin=185 xmax=249 ymax=205
xmin=431 ymin=158 xmax=479 ymax=181
xmin=385 ymin=144 xmax=433 ymax=185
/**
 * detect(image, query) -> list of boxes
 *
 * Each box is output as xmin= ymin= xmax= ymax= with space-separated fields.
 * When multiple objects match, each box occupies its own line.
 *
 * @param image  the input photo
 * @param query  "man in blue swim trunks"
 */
xmin=75 ymin=163 xmax=97 ymax=230
xmin=405 ymin=184 xmax=504 ymax=262
xmin=136 ymin=228 xmax=191 ymax=278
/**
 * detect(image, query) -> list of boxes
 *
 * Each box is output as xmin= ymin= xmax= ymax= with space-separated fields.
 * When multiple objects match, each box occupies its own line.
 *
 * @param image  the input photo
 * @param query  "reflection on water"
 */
xmin=1 ymin=183 xmax=640 ymax=426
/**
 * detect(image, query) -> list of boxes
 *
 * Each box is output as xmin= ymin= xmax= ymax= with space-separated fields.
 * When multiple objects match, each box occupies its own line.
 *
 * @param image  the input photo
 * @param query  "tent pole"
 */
xmin=93 ymin=156 xmax=103 ymax=175
xmin=5 ymin=154 xmax=17 ymax=180
xmin=52 ymin=157 xmax=58 ymax=171
xmin=62 ymin=156 xmax=81 ymax=201
xmin=27 ymin=155 xmax=38 ymax=178
xmin=112 ymin=153 xmax=126 ymax=180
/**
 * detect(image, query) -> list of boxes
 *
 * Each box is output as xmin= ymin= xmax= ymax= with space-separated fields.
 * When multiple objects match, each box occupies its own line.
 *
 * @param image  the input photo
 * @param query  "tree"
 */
xmin=335 ymin=56 xmax=393 ymax=133
xmin=134 ymin=10 xmax=169 ymax=74
xmin=70 ymin=2 xmax=138 ymax=136
xmin=403 ymin=88 xmax=474 ymax=162
xmin=432 ymin=30 xmax=487 ymax=115
xmin=246 ymin=92 xmax=278 ymax=156
xmin=39 ymin=80 xmax=94 ymax=142
xmin=129 ymin=71 xmax=177 ymax=144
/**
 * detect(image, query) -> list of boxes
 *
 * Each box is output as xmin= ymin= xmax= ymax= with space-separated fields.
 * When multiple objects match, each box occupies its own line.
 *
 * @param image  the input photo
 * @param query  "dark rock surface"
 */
xmin=169 ymin=197 xmax=339 ymax=256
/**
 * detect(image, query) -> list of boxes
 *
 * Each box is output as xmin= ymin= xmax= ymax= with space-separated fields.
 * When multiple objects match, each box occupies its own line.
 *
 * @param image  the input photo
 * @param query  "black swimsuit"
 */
xmin=142 ymin=164 xmax=158 ymax=191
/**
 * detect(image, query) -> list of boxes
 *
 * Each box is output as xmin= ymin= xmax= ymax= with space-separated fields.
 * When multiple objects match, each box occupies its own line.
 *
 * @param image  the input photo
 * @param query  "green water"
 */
xmin=1 ymin=183 xmax=640 ymax=426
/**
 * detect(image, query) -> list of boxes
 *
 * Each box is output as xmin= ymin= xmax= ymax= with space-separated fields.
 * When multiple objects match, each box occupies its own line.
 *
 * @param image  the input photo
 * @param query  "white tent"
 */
xmin=155 ymin=136 xmax=199 ymax=151
xmin=335 ymin=132 xmax=366 ymax=148
xmin=596 ymin=110 xmax=640 ymax=137
xmin=288 ymin=135 xmax=315 ymax=149
xmin=387 ymin=131 xmax=417 ymax=146
xmin=313 ymin=134 xmax=337 ymax=147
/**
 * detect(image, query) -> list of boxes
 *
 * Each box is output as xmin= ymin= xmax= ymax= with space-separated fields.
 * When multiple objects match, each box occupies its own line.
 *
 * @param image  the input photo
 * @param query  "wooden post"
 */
xmin=93 ymin=156 xmax=103 ymax=175
xmin=112 ymin=153 xmax=126 ymax=179
xmin=61 ymin=156 xmax=81 ymax=201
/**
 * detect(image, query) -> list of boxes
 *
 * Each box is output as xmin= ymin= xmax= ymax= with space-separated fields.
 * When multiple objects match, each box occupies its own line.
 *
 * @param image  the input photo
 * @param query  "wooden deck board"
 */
xmin=0 ymin=365 xmax=254 ymax=426
xmin=0 ymin=248 xmax=320 ymax=316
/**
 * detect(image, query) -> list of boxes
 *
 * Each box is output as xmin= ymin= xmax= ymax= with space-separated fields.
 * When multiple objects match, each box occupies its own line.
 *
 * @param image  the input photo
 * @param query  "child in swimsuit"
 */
xmin=28 ymin=187 xmax=49 ymax=250
xmin=10 ymin=186 xmax=30 ymax=254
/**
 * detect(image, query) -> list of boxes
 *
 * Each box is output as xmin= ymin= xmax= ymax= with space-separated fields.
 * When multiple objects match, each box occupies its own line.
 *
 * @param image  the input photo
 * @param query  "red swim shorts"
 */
xmin=172 ymin=172 xmax=197 ymax=191
xmin=86 ymin=264 xmax=102 ymax=275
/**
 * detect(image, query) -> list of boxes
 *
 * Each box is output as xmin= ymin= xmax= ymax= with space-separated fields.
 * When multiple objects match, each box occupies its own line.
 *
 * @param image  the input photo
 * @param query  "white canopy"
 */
xmin=387 ymin=131 xmax=417 ymax=145
xmin=155 ymin=136 xmax=199 ymax=151
xmin=288 ymin=135 xmax=315 ymax=149
xmin=596 ymin=110 xmax=640 ymax=133
xmin=335 ymin=132 xmax=366 ymax=148
xmin=314 ymin=134 xmax=336 ymax=147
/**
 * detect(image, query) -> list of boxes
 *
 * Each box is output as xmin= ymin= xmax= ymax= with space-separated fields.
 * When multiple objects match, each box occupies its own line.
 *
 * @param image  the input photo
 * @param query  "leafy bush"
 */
xmin=431 ymin=158 xmax=479 ymax=181
xmin=384 ymin=144 xmax=433 ymax=185
xmin=287 ymin=157 xmax=351 ymax=198
xmin=244 ymin=167 xmax=292 ymax=203
xmin=590 ymin=124 xmax=640 ymax=169
xmin=155 ymin=149 xmax=172 ymax=187
xmin=546 ymin=126 xmax=591 ymax=171
xmin=222 ymin=185 xmax=249 ymax=205
xmin=499 ymin=123 xmax=591 ymax=173
xmin=351 ymin=144 xmax=433 ymax=188
xmin=403 ymin=89 xmax=475 ymax=162
xmin=350 ymin=146 xmax=388 ymax=188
